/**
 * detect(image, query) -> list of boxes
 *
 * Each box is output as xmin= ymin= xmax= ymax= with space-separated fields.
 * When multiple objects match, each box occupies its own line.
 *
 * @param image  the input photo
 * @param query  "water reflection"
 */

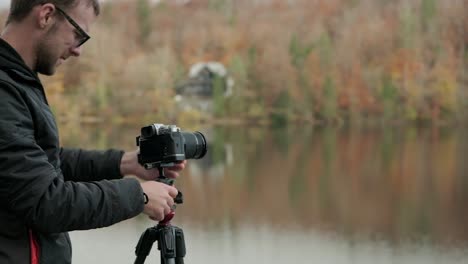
xmin=66 ymin=124 xmax=468 ymax=263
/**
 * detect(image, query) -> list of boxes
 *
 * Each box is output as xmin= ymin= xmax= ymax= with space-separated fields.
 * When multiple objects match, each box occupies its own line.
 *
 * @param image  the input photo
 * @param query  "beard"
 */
xmin=35 ymin=26 xmax=60 ymax=76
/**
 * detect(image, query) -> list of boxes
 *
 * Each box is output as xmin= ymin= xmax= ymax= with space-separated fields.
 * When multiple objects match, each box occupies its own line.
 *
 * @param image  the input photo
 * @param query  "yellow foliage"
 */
xmin=430 ymin=66 xmax=458 ymax=111
xmin=44 ymin=73 xmax=65 ymax=95
xmin=177 ymin=109 xmax=204 ymax=126
xmin=4 ymin=0 xmax=461 ymax=124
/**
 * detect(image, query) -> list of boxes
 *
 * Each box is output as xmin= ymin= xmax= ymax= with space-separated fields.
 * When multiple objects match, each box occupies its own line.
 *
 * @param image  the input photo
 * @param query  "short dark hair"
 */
xmin=6 ymin=0 xmax=100 ymax=24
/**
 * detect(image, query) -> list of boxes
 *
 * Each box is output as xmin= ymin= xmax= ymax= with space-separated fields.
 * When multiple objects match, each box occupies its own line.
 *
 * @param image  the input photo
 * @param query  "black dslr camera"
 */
xmin=136 ymin=123 xmax=207 ymax=170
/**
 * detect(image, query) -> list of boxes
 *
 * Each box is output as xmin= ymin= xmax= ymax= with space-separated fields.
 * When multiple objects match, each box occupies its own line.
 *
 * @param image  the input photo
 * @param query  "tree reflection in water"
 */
xmin=65 ymin=123 xmax=468 ymax=263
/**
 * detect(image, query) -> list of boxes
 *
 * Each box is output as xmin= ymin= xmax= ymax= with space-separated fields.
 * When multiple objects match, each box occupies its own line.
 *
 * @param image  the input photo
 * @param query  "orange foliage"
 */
xmin=30 ymin=0 xmax=467 ymax=123
xmin=385 ymin=49 xmax=424 ymax=82
xmin=337 ymin=62 xmax=376 ymax=113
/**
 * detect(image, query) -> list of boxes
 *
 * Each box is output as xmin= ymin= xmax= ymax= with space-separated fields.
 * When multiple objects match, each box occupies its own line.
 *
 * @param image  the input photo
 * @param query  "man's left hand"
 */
xmin=120 ymin=150 xmax=187 ymax=180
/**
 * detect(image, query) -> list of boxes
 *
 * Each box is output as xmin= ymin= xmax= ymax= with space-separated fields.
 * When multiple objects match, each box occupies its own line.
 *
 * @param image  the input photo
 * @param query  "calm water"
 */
xmin=65 ymin=124 xmax=468 ymax=264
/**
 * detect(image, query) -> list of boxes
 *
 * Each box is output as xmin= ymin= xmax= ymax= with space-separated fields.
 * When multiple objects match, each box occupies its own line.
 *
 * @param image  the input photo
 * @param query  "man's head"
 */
xmin=4 ymin=0 xmax=100 ymax=75
xmin=7 ymin=0 xmax=100 ymax=25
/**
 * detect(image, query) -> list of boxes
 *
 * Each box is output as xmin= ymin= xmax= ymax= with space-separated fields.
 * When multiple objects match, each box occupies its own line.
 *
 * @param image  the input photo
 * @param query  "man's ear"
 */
xmin=36 ymin=3 xmax=56 ymax=29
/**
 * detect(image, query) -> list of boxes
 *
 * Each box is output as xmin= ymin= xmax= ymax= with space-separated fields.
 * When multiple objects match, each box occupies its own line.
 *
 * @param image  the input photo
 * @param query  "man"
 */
xmin=0 ymin=1 xmax=186 ymax=263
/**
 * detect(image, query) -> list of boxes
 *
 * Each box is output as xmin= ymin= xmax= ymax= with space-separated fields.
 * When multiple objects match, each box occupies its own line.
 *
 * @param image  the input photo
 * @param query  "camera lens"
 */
xmin=181 ymin=131 xmax=207 ymax=159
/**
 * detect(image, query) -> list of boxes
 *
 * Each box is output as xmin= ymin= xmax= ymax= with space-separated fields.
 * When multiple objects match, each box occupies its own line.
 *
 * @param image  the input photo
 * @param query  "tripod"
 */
xmin=134 ymin=165 xmax=186 ymax=264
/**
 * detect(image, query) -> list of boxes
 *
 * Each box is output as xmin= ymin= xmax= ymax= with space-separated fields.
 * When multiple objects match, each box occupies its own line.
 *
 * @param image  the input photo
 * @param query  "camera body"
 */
xmin=137 ymin=124 xmax=207 ymax=169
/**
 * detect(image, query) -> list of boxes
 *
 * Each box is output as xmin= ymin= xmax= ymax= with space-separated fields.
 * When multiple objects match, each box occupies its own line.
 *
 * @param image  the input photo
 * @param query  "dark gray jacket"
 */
xmin=0 ymin=39 xmax=145 ymax=264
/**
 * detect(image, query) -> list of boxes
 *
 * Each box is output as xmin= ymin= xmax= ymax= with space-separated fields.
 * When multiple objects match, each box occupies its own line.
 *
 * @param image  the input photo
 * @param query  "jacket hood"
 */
xmin=0 ymin=38 xmax=42 ymax=85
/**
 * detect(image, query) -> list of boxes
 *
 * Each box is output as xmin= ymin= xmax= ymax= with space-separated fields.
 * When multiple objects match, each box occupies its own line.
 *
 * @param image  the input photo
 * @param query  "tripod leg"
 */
xmin=158 ymin=227 xmax=186 ymax=264
xmin=158 ymin=226 xmax=177 ymax=264
xmin=134 ymin=227 xmax=158 ymax=264
xmin=175 ymin=227 xmax=186 ymax=264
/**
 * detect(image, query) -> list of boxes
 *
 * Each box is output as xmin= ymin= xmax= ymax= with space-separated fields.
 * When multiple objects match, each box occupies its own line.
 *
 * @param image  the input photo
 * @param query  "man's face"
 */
xmin=35 ymin=1 xmax=96 ymax=75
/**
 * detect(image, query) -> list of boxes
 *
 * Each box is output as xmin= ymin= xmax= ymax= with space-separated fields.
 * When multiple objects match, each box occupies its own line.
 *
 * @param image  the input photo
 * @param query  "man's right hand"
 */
xmin=140 ymin=181 xmax=178 ymax=221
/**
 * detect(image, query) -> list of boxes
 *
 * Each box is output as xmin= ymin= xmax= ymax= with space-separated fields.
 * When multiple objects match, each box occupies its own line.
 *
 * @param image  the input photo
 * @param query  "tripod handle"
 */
xmin=156 ymin=176 xmax=183 ymax=204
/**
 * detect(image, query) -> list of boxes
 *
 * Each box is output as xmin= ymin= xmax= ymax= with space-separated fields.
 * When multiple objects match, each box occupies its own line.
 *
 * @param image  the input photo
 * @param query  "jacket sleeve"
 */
xmin=59 ymin=148 xmax=125 ymax=182
xmin=0 ymin=83 xmax=145 ymax=233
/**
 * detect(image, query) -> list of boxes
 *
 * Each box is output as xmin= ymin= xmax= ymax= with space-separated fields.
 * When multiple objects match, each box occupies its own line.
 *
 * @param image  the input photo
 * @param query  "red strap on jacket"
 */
xmin=29 ymin=230 xmax=39 ymax=264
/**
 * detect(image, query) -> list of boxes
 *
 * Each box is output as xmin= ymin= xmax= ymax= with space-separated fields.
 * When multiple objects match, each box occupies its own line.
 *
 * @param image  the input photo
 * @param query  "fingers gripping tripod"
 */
xmin=134 ymin=165 xmax=186 ymax=264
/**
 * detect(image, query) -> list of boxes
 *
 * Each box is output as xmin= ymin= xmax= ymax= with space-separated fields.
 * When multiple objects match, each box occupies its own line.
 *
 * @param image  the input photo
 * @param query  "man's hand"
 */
xmin=140 ymin=181 xmax=178 ymax=221
xmin=120 ymin=149 xmax=187 ymax=180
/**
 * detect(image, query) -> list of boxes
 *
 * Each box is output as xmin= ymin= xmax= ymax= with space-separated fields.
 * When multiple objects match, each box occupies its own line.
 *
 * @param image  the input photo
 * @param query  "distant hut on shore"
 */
xmin=175 ymin=61 xmax=233 ymax=113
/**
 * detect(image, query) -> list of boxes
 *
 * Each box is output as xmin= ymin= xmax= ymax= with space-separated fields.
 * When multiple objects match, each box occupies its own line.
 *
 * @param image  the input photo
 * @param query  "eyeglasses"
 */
xmin=55 ymin=6 xmax=90 ymax=47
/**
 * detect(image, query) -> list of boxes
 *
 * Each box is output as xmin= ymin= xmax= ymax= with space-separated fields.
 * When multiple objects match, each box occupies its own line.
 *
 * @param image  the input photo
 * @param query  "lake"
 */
xmin=66 ymin=123 xmax=468 ymax=264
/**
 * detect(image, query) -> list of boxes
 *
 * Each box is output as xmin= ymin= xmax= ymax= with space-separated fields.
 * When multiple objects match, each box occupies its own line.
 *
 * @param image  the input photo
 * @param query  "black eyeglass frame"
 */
xmin=55 ymin=6 xmax=90 ymax=47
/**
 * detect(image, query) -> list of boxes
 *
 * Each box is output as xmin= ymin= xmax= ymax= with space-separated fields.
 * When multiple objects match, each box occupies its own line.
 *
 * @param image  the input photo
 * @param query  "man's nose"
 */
xmin=70 ymin=45 xmax=82 ymax=57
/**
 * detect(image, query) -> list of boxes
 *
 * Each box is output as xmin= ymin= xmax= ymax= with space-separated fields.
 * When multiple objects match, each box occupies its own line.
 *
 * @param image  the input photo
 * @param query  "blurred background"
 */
xmin=1 ymin=0 xmax=468 ymax=263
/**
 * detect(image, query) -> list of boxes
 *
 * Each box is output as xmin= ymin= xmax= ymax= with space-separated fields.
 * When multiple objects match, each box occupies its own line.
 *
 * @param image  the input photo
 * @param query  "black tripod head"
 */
xmin=134 ymin=223 xmax=186 ymax=264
